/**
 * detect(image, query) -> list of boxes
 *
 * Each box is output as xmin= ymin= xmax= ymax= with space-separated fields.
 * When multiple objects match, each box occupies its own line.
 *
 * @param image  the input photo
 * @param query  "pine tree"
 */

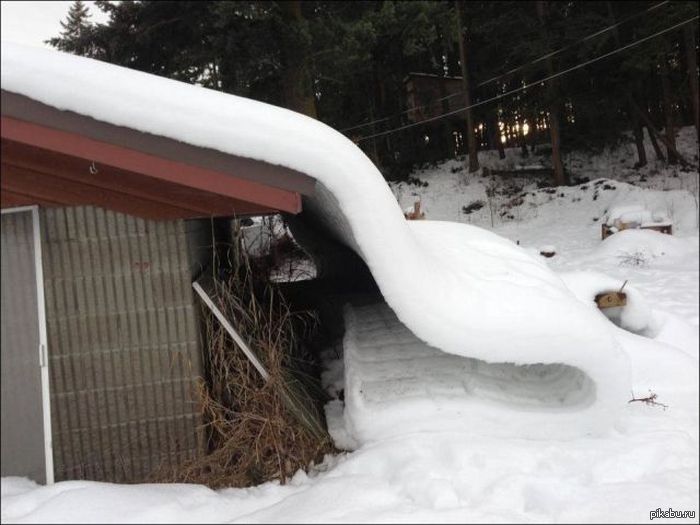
xmin=46 ymin=0 xmax=95 ymax=56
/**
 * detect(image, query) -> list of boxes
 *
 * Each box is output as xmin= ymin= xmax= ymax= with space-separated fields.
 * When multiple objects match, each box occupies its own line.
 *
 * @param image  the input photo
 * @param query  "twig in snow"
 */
xmin=628 ymin=390 xmax=668 ymax=410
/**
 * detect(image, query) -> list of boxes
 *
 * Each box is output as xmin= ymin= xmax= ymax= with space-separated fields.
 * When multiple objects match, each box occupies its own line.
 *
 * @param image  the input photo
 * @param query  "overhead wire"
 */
xmin=340 ymin=1 xmax=672 ymax=134
xmin=355 ymin=14 xmax=698 ymax=143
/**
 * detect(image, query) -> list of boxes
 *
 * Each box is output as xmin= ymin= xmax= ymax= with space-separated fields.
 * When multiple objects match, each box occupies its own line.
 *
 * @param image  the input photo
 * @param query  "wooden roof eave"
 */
xmin=1 ymin=140 xmax=279 ymax=219
xmin=1 ymin=90 xmax=318 ymax=219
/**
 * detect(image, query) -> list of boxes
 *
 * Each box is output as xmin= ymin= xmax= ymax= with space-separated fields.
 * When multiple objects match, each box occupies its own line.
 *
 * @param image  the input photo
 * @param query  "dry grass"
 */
xmin=153 ymin=223 xmax=335 ymax=488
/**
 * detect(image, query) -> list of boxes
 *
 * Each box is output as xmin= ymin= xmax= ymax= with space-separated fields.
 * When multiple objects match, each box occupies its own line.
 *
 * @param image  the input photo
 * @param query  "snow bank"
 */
xmin=5 ymin=407 xmax=699 ymax=524
xmin=0 ymin=477 xmax=272 ymax=524
xmin=2 ymin=42 xmax=631 ymax=437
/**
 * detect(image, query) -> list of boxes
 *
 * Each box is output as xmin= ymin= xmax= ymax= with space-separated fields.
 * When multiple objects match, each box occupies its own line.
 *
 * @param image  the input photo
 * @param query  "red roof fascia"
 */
xmin=1 ymin=116 xmax=302 ymax=214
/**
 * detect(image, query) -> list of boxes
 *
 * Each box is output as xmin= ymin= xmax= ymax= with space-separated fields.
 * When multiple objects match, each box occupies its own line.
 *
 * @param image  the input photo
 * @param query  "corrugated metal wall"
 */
xmin=40 ymin=206 xmax=204 ymax=483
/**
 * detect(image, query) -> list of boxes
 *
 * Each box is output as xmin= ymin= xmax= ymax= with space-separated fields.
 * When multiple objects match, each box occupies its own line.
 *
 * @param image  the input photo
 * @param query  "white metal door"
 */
xmin=1 ymin=206 xmax=53 ymax=484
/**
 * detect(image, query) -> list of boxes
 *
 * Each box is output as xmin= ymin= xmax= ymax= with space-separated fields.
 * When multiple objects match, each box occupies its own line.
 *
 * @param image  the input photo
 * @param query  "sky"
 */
xmin=1 ymin=1 xmax=108 ymax=48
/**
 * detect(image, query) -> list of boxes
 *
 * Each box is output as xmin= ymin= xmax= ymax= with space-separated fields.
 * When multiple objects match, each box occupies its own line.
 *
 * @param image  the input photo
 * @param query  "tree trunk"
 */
xmin=647 ymin=125 xmax=666 ymax=161
xmin=536 ymin=0 xmax=567 ymax=186
xmin=438 ymin=74 xmax=455 ymax=158
xmin=368 ymin=104 xmax=380 ymax=167
xmin=649 ymin=68 xmax=665 ymax=132
xmin=660 ymin=58 xmax=677 ymax=164
xmin=684 ymin=25 xmax=699 ymax=139
xmin=606 ymin=2 xmax=646 ymax=168
xmin=437 ymin=22 xmax=457 ymax=159
xmin=496 ymin=122 xmax=506 ymax=159
xmin=529 ymin=120 xmax=538 ymax=152
xmin=455 ymin=0 xmax=479 ymax=173
xmin=629 ymin=95 xmax=690 ymax=166
xmin=371 ymin=65 xmax=388 ymax=170
xmin=520 ymin=124 xmax=529 ymax=158
xmin=487 ymin=108 xmax=505 ymax=159
xmin=632 ymin=120 xmax=647 ymax=168
xmin=636 ymin=91 xmax=666 ymax=161
xmin=280 ymin=1 xmax=317 ymax=118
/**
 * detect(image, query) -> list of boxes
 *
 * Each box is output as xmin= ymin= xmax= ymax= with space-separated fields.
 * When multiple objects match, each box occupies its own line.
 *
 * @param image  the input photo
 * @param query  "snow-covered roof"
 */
xmin=1 ymin=42 xmax=631 ymax=437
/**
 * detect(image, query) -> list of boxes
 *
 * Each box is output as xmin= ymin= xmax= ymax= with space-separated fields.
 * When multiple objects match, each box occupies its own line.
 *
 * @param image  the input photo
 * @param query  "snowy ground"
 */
xmin=2 ymin=129 xmax=698 ymax=524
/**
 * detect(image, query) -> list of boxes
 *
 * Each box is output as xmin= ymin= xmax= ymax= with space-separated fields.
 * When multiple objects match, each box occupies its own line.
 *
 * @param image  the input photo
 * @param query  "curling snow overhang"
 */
xmin=1 ymin=42 xmax=635 ymax=439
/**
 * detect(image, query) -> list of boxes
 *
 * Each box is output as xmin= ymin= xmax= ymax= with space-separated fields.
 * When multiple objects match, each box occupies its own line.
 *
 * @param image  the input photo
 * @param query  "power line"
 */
xmin=355 ymin=14 xmax=698 ymax=143
xmin=337 ymin=27 xmax=556 ymax=134
xmin=474 ymin=0 xmax=671 ymax=88
xmin=341 ymin=0 xmax=670 ymax=134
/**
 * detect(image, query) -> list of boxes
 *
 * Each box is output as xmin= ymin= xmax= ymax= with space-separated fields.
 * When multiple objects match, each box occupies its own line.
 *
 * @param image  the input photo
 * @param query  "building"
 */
xmin=1 ymin=61 xmax=315 ymax=484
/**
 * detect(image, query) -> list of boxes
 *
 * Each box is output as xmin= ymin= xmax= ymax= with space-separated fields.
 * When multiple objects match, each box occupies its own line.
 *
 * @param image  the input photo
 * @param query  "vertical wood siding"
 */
xmin=41 ymin=206 xmax=203 ymax=482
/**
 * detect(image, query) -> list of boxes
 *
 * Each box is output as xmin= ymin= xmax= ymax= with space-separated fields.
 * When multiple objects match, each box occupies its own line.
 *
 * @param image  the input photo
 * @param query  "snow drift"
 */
xmin=2 ymin=42 xmax=632 ymax=438
xmin=334 ymin=302 xmax=601 ymax=446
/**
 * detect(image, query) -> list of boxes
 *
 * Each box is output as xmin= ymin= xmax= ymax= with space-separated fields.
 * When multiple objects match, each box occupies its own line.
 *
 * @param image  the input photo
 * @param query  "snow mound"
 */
xmin=594 ymin=229 xmax=695 ymax=262
xmin=2 ymin=42 xmax=631 ymax=438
